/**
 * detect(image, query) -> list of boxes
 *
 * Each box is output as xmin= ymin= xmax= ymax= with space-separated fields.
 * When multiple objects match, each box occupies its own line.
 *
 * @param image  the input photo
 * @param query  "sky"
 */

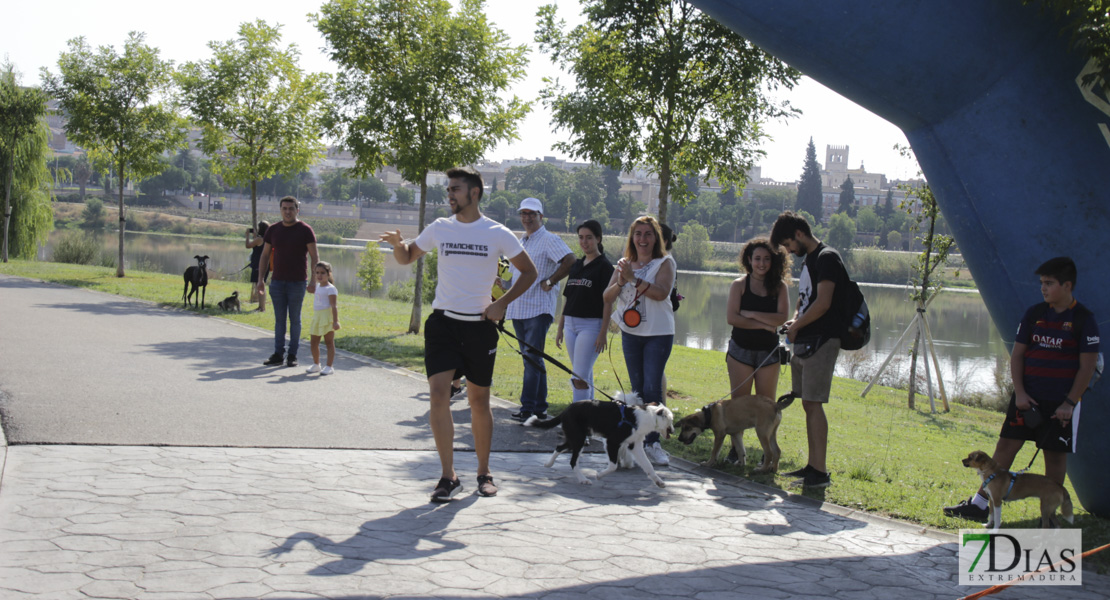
xmin=7 ymin=0 xmax=920 ymax=183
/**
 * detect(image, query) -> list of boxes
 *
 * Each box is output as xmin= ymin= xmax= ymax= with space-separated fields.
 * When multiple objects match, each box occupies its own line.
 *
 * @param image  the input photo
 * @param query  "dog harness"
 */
xmin=617 ymin=403 xmax=636 ymax=430
xmin=980 ymin=472 xmax=1019 ymax=501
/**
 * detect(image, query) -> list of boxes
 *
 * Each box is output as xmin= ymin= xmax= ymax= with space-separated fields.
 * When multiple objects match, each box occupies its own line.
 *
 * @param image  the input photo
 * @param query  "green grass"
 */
xmin=2 ymin=257 xmax=1107 ymax=572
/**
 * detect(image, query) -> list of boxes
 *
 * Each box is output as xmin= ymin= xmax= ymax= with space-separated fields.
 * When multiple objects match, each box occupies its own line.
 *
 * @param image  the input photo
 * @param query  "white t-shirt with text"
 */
xmin=414 ymin=215 xmax=525 ymax=314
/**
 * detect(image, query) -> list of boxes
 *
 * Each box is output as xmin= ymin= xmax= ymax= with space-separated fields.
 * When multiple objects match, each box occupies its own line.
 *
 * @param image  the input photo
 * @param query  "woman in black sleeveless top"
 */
xmin=726 ymin=238 xmax=791 ymax=402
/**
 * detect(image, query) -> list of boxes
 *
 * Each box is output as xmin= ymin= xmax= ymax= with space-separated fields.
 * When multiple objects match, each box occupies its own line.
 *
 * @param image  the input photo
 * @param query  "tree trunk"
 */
xmin=116 ymin=162 xmax=126 ymax=277
xmin=2 ymin=153 xmax=13 ymax=262
xmin=657 ymin=160 xmax=671 ymax=225
xmin=408 ymin=172 xmax=429 ymax=334
xmin=250 ymin=179 xmax=257 ymax=234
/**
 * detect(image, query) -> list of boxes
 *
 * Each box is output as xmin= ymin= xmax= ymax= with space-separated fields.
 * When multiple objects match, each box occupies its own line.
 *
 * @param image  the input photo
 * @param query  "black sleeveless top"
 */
xmin=730 ymin=276 xmax=779 ymax=351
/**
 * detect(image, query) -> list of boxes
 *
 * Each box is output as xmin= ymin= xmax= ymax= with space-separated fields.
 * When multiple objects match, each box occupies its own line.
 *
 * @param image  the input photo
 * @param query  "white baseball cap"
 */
xmin=517 ymin=197 xmax=544 ymax=215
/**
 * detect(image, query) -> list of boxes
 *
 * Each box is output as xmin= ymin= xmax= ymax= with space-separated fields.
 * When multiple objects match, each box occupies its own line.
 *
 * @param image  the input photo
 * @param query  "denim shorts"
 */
xmin=727 ymin=339 xmax=780 ymax=370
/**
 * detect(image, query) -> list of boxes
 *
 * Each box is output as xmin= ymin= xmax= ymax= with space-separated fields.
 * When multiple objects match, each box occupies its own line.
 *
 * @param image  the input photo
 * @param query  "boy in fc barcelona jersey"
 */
xmin=944 ymin=256 xmax=1099 ymax=522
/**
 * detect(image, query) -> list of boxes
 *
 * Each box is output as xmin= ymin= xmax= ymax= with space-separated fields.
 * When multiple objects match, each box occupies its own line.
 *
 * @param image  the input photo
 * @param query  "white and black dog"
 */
xmin=523 ymin=392 xmax=675 ymax=487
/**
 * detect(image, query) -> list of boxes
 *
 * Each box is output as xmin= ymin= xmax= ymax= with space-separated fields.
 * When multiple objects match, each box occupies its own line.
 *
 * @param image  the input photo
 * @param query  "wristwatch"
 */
xmin=544 ymin=279 xmax=552 ymax=287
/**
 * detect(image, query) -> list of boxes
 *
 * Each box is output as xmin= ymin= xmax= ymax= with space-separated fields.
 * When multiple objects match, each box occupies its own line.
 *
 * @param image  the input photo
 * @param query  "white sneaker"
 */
xmin=306 ymin=364 xmax=322 ymax=374
xmin=321 ymin=366 xmax=334 ymax=376
xmin=645 ymin=443 xmax=669 ymax=466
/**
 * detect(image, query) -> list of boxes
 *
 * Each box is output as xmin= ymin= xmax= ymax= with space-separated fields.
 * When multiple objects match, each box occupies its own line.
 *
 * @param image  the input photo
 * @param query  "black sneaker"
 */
xmin=286 ymin=354 xmax=298 ymax=367
xmin=477 ymin=475 xmax=498 ymax=497
xmin=531 ymin=412 xmax=549 ymax=421
xmin=782 ymin=465 xmax=812 ymax=478
xmin=450 ymin=384 xmax=463 ymax=398
xmin=263 ymin=353 xmax=284 ymax=366
xmin=511 ymin=410 xmax=532 ymax=421
xmin=430 ymin=477 xmax=462 ymax=503
xmin=944 ymin=497 xmax=990 ymax=521
xmin=798 ymin=468 xmax=831 ymax=488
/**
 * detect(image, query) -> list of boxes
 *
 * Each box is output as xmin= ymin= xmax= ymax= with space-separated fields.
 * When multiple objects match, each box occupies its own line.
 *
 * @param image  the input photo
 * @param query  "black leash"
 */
xmin=495 ymin=320 xmax=618 ymax=402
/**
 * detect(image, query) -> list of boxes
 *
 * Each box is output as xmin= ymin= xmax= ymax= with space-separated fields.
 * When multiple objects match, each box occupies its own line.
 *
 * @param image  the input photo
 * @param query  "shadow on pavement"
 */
xmin=269 ymin=497 xmax=476 ymax=576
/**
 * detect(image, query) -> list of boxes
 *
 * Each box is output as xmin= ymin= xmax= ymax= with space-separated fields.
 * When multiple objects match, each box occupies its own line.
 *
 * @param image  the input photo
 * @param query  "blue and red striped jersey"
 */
xmin=1015 ymin=301 xmax=1100 ymax=401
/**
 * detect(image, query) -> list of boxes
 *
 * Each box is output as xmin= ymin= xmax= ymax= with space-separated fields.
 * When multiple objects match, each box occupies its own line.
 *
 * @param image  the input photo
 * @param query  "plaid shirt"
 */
xmin=506 ymin=225 xmax=573 ymax=320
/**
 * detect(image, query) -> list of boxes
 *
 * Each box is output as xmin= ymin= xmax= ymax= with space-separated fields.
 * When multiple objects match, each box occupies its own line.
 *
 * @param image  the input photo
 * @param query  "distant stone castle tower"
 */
xmin=825 ymin=145 xmax=849 ymax=172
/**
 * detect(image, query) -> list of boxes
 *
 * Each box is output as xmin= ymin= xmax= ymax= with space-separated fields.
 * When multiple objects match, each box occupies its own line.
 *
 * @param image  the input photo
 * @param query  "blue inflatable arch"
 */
xmin=691 ymin=0 xmax=1110 ymax=516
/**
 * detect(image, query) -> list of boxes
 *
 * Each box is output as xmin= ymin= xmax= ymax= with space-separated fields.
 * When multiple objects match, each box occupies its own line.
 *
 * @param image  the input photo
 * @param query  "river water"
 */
xmin=42 ymin=231 xmax=1008 ymax=395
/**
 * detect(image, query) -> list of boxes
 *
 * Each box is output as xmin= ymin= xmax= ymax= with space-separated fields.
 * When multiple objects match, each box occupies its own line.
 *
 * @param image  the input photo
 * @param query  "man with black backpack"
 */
xmin=944 ymin=256 xmax=1100 ymax=522
xmin=771 ymin=211 xmax=855 ymax=488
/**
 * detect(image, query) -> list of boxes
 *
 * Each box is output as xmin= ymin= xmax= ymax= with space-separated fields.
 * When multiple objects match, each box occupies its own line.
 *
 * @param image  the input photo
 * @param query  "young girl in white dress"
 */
xmin=307 ymin=261 xmax=341 ymax=375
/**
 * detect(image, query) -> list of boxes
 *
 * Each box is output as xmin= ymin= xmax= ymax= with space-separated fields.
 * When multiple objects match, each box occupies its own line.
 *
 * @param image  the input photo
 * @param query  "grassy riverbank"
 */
xmin=2 ymin=258 xmax=1105 ymax=571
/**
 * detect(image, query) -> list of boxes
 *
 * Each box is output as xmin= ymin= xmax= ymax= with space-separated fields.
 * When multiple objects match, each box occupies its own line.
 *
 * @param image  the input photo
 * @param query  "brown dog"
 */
xmin=676 ymin=392 xmax=796 ymax=472
xmin=962 ymin=450 xmax=1074 ymax=531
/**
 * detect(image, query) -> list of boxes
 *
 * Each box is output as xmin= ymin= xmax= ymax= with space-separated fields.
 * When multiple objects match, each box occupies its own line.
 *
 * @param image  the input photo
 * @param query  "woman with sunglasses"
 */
xmin=602 ymin=215 xmax=676 ymax=466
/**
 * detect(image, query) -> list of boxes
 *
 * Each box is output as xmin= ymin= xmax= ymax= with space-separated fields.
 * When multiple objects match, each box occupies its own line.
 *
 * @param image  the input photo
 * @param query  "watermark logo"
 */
xmin=960 ymin=529 xmax=1082 ymax=586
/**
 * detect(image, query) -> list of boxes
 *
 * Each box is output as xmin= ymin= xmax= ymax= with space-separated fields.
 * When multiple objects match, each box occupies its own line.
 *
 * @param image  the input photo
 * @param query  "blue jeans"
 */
xmin=513 ymin=314 xmax=554 ymax=414
xmin=622 ymin=331 xmax=674 ymax=444
xmin=563 ymin=316 xmax=604 ymax=402
xmin=270 ymin=280 xmax=307 ymax=357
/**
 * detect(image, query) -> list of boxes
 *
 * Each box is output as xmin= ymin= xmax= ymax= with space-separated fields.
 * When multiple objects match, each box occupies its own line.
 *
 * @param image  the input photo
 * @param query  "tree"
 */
xmin=1 ymin=63 xmax=53 ymax=261
xmin=178 ymin=20 xmax=328 ymax=233
xmin=879 ymin=187 xmax=895 ymax=219
xmin=360 ymin=176 xmax=390 ymax=204
xmin=315 ymin=0 xmax=530 ymax=333
xmin=506 ymin=162 xmax=566 ymax=196
xmin=796 ymin=138 xmax=823 ymax=221
xmin=855 ymin=207 xmax=881 ymax=234
xmin=395 ymin=187 xmax=414 ymax=206
xmin=837 ymin=176 xmax=856 ymax=217
xmin=357 ymin=240 xmax=385 ymax=295
xmin=672 ymin=220 xmax=711 ymax=269
xmin=82 ymin=198 xmax=105 ymax=229
xmin=537 ymin=0 xmax=798 ymax=224
xmin=826 ymin=212 xmax=856 ymax=251
xmin=887 ymin=229 xmax=903 ymax=251
xmin=42 ymin=33 xmax=186 ymax=277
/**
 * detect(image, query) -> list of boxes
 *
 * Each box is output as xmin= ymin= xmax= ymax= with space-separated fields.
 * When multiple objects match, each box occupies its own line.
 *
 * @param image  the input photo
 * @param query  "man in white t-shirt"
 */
xmin=381 ymin=166 xmax=537 ymax=503
xmin=503 ymin=198 xmax=575 ymax=421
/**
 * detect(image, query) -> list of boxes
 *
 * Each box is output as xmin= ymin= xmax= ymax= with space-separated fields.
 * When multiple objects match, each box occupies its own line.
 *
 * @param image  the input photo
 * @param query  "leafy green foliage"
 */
xmin=81 ymin=198 xmax=104 ymax=229
xmin=42 ymin=32 xmax=187 ymax=276
xmin=796 ymin=138 xmax=823 ymax=221
xmin=1027 ymin=0 xmax=1110 ymax=93
xmin=315 ymin=0 xmax=528 ymax=332
xmin=672 ymin=220 xmax=711 ymax=269
xmin=855 ymin=207 xmax=881 ymax=234
xmin=1 ymin=63 xmax=53 ymax=260
xmin=537 ymin=0 xmax=799 ymax=224
xmin=51 ymin=231 xmax=102 ymax=264
xmin=826 ymin=212 xmax=857 ymax=251
xmin=357 ymin=241 xmax=385 ymax=295
xmin=177 ymin=20 xmax=329 ymax=229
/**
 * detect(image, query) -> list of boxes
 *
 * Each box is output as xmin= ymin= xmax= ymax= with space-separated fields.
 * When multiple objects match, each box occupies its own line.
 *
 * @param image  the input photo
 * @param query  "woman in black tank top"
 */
xmin=725 ymin=238 xmax=791 ymax=402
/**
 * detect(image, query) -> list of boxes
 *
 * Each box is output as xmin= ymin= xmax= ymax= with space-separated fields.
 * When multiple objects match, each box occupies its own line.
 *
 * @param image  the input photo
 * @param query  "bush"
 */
xmin=358 ymin=242 xmax=386 ymax=294
xmin=315 ymin=231 xmax=344 ymax=245
xmin=81 ymin=198 xmax=105 ymax=229
xmin=388 ymin=279 xmax=415 ymax=302
xmin=52 ymin=231 xmax=101 ymax=265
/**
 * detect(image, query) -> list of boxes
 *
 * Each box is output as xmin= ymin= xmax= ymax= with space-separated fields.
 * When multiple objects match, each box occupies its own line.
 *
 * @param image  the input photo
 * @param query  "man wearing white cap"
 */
xmin=504 ymin=197 xmax=575 ymax=421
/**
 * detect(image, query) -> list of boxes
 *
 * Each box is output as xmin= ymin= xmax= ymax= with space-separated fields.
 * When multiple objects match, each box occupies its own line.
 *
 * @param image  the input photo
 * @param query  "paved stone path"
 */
xmin=1 ymin=274 xmax=1108 ymax=598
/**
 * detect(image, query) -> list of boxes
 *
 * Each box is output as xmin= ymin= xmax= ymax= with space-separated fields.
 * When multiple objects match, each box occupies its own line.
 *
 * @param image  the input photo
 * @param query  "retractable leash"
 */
xmin=494 ymin=319 xmax=619 ymax=402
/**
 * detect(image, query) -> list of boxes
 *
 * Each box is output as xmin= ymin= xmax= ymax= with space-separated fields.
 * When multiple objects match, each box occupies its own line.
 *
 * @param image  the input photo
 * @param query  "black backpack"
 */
xmin=817 ymin=246 xmax=870 ymax=351
xmin=840 ymin=279 xmax=870 ymax=351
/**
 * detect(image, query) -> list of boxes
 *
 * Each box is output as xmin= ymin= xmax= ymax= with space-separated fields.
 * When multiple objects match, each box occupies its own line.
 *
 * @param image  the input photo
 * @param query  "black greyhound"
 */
xmin=183 ymin=255 xmax=209 ymax=308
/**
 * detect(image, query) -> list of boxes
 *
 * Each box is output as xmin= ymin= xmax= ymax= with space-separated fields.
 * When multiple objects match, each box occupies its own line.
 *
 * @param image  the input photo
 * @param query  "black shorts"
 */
xmin=250 ymin=268 xmax=268 ymax=284
xmin=424 ymin=310 xmax=499 ymax=387
xmin=999 ymin=392 xmax=1079 ymax=453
